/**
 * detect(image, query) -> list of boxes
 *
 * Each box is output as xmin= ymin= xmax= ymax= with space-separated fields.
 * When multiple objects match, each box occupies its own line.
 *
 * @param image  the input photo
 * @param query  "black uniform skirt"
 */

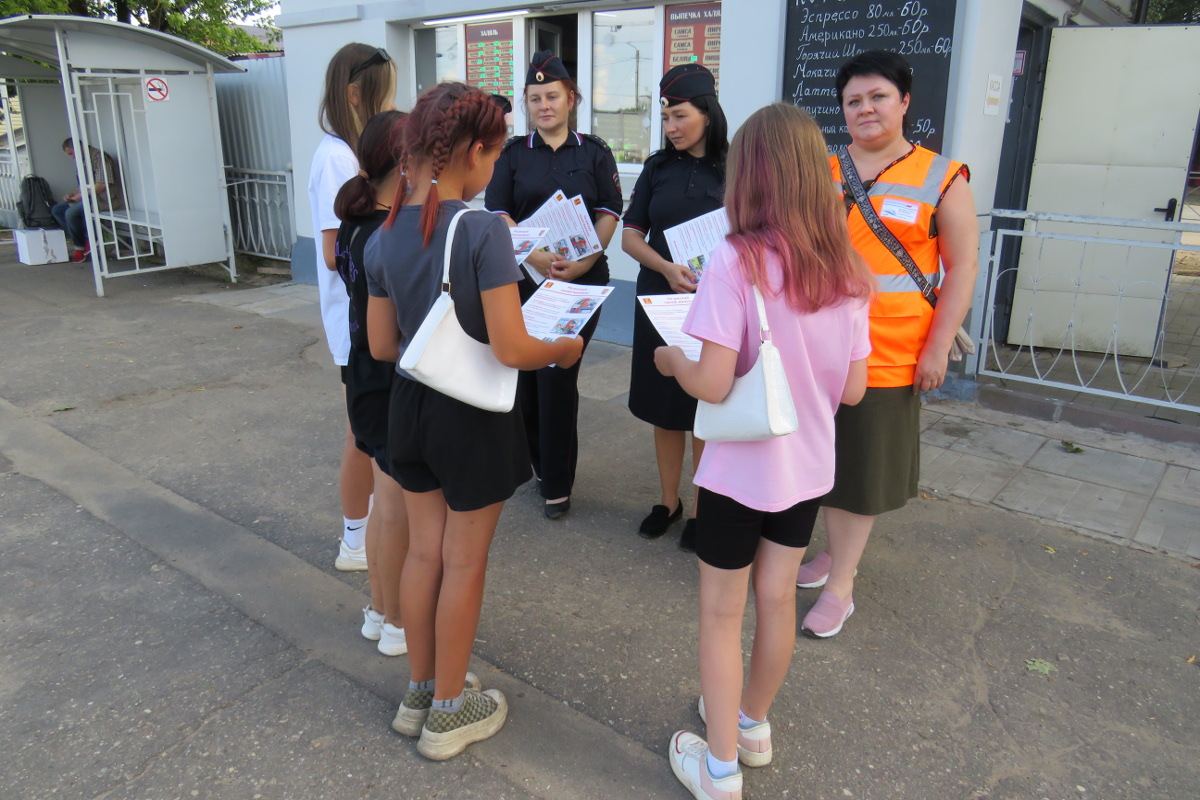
xmin=822 ymin=386 xmax=921 ymax=516
xmin=386 ymin=376 xmax=532 ymax=512
xmin=628 ymin=266 xmax=698 ymax=431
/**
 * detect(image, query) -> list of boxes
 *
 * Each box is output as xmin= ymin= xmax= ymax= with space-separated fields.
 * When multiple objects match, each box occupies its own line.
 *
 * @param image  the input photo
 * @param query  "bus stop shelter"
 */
xmin=0 ymin=15 xmax=242 ymax=296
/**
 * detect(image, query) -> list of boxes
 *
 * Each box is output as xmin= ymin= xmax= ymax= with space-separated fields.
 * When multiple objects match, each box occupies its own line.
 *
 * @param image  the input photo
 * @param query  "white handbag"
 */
xmin=693 ymin=285 xmax=799 ymax=442
xmin=398 ymin=208 xmax=518 ymax=412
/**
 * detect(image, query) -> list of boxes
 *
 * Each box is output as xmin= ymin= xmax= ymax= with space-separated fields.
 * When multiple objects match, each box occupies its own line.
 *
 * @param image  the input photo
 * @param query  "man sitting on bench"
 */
xmin=51 ymin=138 xmax=125 ymax=263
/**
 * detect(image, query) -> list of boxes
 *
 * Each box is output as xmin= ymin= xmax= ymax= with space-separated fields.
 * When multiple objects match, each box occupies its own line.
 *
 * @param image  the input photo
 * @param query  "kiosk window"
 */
xmin=591 ymin=8 xmax=654 ymax=164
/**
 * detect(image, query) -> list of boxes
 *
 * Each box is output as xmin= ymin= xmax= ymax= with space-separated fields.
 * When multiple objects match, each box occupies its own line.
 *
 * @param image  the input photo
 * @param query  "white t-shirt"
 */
xmin=307 ymin=133 xmax=358 ymax=366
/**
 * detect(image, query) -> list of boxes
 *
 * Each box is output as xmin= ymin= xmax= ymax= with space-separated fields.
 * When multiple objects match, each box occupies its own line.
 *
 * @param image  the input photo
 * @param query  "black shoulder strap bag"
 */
xmin=836 ymin=146 xmax=975 ymax=362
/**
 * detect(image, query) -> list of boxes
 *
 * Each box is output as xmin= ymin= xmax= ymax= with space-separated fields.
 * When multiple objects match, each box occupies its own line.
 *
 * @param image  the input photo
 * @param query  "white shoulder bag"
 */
xmin=398 ymin=208 xmax=518 ymax=412
xmin=692 ymin=285 xmax=799 ymax=442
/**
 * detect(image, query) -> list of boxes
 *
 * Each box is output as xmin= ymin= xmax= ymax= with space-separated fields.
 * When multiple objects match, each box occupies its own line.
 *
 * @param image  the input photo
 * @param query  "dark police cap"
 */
xmin=659 ymin=63 xmax=716 ymax=108
xmin=526 ymin=50 xmax=571 ymax=86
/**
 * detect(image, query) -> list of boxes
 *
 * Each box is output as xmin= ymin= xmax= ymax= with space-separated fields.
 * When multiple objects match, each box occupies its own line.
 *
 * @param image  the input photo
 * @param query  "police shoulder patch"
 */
xmin=581 ymin=133 xmax=612 ymax=151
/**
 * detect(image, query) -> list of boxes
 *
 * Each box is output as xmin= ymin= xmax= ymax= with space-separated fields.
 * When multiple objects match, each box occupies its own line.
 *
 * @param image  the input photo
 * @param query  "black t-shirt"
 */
xmin=335 ymin=209 xmax=389 ymax=355
xmin=622 ymin=148 xmax=724 ymax=266
xmin=364 ymin=200 xmax=523 ymax=379
xmin=484 ymin=130 xmax=623 ymax=286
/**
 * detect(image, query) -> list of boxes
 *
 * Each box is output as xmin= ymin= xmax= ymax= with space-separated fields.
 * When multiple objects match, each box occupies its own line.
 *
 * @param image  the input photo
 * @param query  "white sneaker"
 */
xmin=361 ymin=606 xmax=383 ymax=640
xmin=377 ymin=622 xmax=408 ymax=656
xmin=698 ymin=696 xmax=773 ymax=767
xmin=334 ymin=539 xmax=367 ymax=571
xmin=669 ymin=731 xmax=743 ymax=800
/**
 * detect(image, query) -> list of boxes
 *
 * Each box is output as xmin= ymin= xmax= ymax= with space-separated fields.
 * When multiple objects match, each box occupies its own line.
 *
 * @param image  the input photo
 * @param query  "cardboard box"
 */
xmin=15 ymin=228 xmax=69 ymax=265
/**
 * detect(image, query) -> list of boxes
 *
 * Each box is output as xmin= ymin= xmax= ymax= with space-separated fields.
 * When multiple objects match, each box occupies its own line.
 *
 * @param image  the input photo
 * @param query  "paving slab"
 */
xmin=923 ymin=415 xmax=1048 ymax=465
xmin=1154 ymin=464 xmax=1200 ymax=507
xmin=920 ymin=443 xmax=1019 ymax=503
xmin=1026 ymin=439 xmax=1167 ymax=494
xmin=1056 ymin=478 xmax=1152 ymax=540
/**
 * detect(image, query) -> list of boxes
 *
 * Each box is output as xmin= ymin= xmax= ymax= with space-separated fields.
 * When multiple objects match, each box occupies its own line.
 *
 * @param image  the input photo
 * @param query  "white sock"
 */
xmin=342 ymin=515 xmax=367 ymax=550
xmin=706 ymin=750 xmax=739 ymax=779
xmin=738 ymin=710 xmax=764 ymax=729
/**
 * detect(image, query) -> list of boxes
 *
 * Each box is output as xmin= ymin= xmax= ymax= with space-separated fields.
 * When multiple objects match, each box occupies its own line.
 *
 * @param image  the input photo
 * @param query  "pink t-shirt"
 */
xmin=683 ymin=241 xmax=871 ymax=512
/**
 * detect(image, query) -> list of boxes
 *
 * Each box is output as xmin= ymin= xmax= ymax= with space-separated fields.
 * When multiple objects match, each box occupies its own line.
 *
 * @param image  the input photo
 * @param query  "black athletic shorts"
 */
xmin=695 ymin=488 xmax=822 ymax=570
xmin=386 ymin=377 xmax=531 ymax=512
xmin=344 ymin=349 xmax=394 ymax=461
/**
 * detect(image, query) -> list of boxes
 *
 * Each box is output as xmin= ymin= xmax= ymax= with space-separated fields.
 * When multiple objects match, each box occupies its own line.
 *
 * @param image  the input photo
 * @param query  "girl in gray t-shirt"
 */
xmin=363 ymin=82 xmax=582 ymax=761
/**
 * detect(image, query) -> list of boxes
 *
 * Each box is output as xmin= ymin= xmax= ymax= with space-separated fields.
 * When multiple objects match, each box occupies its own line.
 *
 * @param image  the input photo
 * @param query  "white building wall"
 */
xmin=277 ymin=0 xmax=1132 ymax=281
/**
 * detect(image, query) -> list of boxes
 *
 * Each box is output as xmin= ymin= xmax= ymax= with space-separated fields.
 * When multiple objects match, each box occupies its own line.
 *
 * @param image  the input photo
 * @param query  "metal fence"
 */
xmin=0 ymin=87 xmax=29 ymax=222
xmin=974 ymin=209 xmax=1200 ymax=415
xmin=215 ymin=56 xmax=293 ymax=260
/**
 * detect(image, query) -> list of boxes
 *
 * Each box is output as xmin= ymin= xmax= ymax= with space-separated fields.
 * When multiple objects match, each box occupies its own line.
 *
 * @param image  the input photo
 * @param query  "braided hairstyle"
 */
xmin=386 ymin=82 xmax=506 ymax=245
xmin=334 ymin=110 xmax=407 ymax=222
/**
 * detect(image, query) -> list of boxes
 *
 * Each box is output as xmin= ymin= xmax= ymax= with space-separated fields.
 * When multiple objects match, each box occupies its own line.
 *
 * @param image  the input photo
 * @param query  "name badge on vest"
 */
xmin=880 ymin=198 xmax=920 ymax=224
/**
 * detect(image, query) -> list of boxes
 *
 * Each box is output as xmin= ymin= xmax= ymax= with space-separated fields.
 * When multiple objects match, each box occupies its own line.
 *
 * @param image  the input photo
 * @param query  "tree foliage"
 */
xmin=0 ymin=0 xmax=278 ymax=56
xmin=1147 ymin=0 xmax=1200 ymax=23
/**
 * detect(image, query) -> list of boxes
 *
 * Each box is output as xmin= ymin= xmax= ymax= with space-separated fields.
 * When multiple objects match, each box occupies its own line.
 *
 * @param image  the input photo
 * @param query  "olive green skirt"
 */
xmin=823 ymin=386 xmax=921 ymax=516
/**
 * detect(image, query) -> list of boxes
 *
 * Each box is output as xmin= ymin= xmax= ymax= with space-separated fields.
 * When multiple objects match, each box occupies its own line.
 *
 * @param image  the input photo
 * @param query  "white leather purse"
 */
xmin=693 ymin=285 xmax=798 ymax=442
xmin=398 ymin=208 xmax=518 ymax=412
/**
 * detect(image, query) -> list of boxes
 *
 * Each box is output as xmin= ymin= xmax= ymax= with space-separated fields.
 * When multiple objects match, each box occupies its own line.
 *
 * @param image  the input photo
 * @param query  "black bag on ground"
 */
xmin=17 ymin=175 xmax=57 ymax=229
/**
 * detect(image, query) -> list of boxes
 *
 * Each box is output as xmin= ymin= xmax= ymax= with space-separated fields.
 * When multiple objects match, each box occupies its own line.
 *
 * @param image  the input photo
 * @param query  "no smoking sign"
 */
xmin=145 ymin=77 xmax=169 ymax=102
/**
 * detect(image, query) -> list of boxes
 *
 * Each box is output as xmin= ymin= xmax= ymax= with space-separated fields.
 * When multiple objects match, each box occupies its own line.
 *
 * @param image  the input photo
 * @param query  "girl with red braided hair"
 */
xmin=364 ymin=82 xmax=584 ymax=760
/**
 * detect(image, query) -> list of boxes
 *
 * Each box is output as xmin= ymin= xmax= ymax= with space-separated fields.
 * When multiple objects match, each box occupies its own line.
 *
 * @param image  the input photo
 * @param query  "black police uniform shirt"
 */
xmin=622 ymin=148 xmax=724 ymax=267
xmin=484 ymin=130 xmax=622 ymax=287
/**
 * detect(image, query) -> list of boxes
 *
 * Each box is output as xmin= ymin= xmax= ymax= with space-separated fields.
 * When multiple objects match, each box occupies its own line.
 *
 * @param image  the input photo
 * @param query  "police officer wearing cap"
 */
xmin=621 ymin=63 xmax=728 ymax=550
xmin=485 ymin=50 xmax=622 ymax=520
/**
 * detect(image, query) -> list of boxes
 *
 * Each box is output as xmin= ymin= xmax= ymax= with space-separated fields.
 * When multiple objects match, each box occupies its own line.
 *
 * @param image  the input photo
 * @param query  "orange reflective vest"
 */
xmin=831 ymin=146 xmax=968 ymax=388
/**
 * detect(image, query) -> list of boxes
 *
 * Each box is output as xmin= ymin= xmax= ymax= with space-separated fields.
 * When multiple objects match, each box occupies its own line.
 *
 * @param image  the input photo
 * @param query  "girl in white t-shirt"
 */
xmin=307 ymin=43 xmax=396 ymax=576
xmin=654 ymin=104 xmax=875 ymax=800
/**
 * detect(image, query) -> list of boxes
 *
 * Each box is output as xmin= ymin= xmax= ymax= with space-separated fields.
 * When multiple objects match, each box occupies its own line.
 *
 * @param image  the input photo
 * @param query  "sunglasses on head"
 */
xmin=349 ymin=47 xmax=391 ymax=82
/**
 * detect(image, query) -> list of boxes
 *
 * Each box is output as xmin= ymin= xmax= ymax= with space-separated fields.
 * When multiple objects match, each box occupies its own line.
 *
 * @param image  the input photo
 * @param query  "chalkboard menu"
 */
xmin=782 ymin=0 xmax=957 ymax=154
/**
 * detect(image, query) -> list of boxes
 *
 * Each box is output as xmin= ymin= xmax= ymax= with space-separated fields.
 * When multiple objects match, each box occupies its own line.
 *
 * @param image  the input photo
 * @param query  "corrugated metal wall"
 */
xmin=215 ymin=56 xmax=294 ymax=260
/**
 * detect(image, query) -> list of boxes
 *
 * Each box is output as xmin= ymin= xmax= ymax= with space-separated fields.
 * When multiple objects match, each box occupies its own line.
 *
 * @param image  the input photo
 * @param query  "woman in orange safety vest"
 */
xmin=796 ymin=50 xmax=979 ymax=638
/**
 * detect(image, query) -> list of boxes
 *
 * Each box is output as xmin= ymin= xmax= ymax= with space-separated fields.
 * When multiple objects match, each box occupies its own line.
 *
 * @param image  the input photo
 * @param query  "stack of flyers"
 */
xmin=509 ymin=226 xmax=550 ymax=266
xmin=520 ymin=189 xmax=604 ymax=283
xmin=663 ymin=207 xmax=730 ymax=282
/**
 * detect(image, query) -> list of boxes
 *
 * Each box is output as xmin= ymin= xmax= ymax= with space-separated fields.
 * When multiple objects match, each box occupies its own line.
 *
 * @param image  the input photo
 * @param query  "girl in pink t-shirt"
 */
xmin=655 ymin=104 xmax=874 ymax=800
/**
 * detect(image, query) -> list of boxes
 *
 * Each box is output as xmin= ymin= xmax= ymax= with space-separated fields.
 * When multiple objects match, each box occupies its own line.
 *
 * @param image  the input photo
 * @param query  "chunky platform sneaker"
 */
xmin=417 ymin=688 xmax=508 ymax=761
xmin=391 ymin=672 xmax=483 ymax=736
xmin=334 ymin=539 xmax=367 ymax=571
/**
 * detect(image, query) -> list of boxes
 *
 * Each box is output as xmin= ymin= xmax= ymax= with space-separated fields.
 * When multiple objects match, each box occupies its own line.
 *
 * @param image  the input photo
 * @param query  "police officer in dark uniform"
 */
xmin=621 ymin=63 xmax=728 ymax=550
xmin=485 ymin=50 xmax=622 ymax=520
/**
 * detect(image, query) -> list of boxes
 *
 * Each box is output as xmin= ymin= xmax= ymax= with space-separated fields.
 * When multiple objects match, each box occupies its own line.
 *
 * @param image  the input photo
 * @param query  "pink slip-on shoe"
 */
xmin=801 ymin=590 xmax=855 ymax=638
xmin=795 ymin=551 xmax=832 ymax=588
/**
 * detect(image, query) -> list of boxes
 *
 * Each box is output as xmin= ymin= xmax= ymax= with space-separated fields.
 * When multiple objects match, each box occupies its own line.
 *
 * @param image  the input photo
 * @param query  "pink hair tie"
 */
xmin=357 ymin=169 xmax=368 ymax=179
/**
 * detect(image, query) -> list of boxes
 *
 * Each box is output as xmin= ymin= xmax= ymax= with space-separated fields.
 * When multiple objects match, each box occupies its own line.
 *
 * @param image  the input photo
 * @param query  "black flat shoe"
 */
xmin=544 ymin=498 xmax=570 ymax=520
xmin=678 ymin=518 xmax=697 ymax=552
xmin=638 ymin=500 xmax=683 ymax=539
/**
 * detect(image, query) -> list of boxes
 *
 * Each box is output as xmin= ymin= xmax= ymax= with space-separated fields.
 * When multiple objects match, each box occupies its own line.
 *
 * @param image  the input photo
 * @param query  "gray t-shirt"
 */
xmin=365 ymin=200 xmax=523 ymax=378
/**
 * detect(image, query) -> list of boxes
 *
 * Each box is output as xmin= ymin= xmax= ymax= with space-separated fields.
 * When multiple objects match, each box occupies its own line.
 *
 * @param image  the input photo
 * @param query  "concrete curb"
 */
xmin=0 ymin=397 xmax=683 ymax=800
